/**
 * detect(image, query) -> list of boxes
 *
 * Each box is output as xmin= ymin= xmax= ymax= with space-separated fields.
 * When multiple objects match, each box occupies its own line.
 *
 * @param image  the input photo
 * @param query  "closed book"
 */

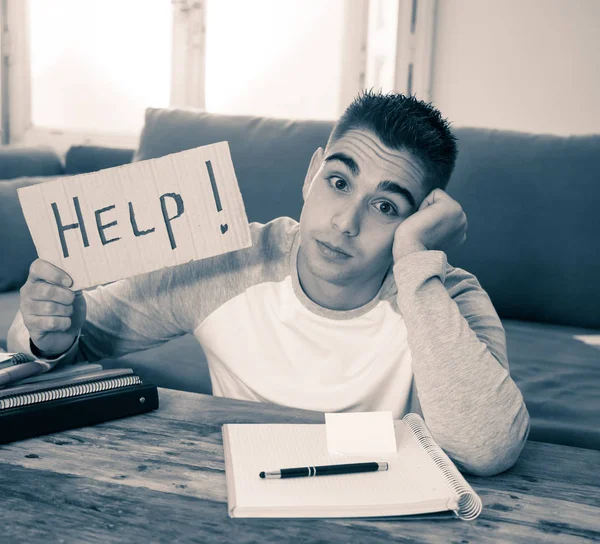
xmin=0 ymin=370 xmax=159 ymax=444
xmin=222 ymin=414 xmax=482 ymax=520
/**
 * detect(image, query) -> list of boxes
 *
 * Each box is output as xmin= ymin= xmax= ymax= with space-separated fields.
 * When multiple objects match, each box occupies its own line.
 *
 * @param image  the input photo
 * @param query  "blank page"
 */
xmin=224 ymin=421 xmax=457 ymax=516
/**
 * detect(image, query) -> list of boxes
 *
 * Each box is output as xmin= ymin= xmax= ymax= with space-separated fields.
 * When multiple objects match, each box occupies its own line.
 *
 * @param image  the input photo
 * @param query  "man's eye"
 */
xmin=328 ymin=177 xmax=348 ymax=191
xmin=373 ymin=201 xmax=398 ymax=216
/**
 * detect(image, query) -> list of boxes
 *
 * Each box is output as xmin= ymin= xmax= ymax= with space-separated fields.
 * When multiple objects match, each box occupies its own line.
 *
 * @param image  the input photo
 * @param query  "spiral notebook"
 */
xmin=222 ymin=414 xmax=482 ymax=521
xmin=0 ymin=365 xmax=159 ymax=444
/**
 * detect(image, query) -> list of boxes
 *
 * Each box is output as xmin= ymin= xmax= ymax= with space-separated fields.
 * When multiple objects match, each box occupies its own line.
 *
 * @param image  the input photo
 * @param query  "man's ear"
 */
xmin=302 ymin=147 xmax=324 ymax=201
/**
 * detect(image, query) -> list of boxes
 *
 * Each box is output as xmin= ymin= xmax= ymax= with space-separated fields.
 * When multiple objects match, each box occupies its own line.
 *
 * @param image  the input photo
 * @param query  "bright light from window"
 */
xmin=205 ymin=0 xmax=346 ymax=120
xmin=29 ymin=0 xmax=172 ymax=134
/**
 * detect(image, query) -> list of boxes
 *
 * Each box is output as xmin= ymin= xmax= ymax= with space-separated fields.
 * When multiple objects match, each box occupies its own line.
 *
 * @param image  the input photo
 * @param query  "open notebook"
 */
xmin=222 ymin=413 xmax=482 ymax=520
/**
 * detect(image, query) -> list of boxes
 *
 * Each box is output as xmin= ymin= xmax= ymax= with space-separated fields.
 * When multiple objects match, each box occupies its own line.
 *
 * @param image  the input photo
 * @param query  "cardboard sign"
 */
xmin=18 ymin=142 xmax=252 ymax=290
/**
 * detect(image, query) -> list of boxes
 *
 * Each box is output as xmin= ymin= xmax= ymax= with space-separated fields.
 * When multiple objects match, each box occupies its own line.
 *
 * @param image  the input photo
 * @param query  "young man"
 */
xmin=8 ymin=91 xmax=529 ymax=476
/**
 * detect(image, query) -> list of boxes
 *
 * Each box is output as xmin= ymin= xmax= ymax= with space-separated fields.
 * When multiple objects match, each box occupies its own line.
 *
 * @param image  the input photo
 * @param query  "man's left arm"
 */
xmin=393 ymin=189 xmax=530 ymax=476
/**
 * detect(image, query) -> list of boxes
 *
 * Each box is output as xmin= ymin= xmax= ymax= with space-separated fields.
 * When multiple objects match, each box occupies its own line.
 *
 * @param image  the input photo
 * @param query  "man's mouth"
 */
xmin=316 ymin=240 xmax=352 ymax=259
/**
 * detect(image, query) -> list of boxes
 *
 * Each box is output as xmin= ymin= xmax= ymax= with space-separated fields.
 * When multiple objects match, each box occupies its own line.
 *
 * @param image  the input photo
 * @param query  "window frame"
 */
xmin=364 ymin=0 xmax=436 ymax=100
xmin=394 ymin=0 xmax=437 ymax=100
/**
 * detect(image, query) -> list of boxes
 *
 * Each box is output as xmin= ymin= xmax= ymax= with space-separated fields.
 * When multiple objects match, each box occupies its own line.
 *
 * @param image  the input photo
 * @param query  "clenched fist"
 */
xmin=20 ymin=259 xmax=86 ymax=357
xmin=393 ymin=189 xmax=468 ymax=261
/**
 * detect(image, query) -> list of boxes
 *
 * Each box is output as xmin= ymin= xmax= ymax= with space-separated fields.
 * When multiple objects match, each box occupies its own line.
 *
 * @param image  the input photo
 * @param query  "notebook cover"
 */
xmin=0 ymin=383 xmax=159 ymax=444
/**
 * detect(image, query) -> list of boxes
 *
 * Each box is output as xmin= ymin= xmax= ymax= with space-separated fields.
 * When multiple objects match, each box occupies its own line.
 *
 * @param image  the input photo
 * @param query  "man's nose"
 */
xmin=331 ymin=201 xmax=361 ymax=236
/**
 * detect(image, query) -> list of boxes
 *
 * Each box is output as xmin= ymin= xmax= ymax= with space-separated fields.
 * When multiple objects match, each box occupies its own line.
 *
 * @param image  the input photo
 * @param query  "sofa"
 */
xmin=1 ymin=108 xmax=599 ymax=452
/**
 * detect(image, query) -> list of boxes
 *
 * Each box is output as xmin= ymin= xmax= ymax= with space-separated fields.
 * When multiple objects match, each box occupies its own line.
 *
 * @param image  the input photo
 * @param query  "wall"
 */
xmin=430 ymin=0 xmax=600 ymax=135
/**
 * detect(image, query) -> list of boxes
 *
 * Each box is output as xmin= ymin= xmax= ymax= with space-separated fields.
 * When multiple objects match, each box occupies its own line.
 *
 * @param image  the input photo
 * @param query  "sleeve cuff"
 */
xmin=393 ymin=250 xmax=448 ymax=285
xmin=29 ymin=333 xmax=81 ymax=371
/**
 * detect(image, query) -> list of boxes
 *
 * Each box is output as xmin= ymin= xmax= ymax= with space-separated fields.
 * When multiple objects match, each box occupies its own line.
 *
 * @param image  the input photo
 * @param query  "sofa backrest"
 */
xmin=0 ymin=176 xmax=63 ymax=292
xmin=137 ymin=109 xmax=600 ymax=329
xmin=444 ymin=128 xmax=600 ymax=330
xmin=134 ymin=108 xmax=333 ymax=225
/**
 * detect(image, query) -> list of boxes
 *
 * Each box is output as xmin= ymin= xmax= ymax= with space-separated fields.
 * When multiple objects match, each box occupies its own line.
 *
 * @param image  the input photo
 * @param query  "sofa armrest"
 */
xmin=0 ymin=146 xmax=64 ymax=180
xmin=64 ymin=145 xmax=135 ymax=175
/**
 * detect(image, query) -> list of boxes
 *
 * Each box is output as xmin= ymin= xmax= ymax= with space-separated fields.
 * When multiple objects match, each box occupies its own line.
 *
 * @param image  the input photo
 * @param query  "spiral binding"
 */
xmin=0 ymin=376 xmax=142 ymax=410
xmin=403 ymin=413 xmax=483 ymax=521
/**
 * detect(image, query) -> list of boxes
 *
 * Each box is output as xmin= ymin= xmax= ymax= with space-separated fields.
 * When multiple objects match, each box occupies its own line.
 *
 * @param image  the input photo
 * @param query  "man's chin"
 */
xmin=302 ymin=249 xmax=355 ymax=285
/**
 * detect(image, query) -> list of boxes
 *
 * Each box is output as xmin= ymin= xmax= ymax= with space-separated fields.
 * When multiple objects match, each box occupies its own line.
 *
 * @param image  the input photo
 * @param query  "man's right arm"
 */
xmin=9 ymin=220 xmax=296 ymax=364
xmin=7 ymin=258 xmax=195 ymax=364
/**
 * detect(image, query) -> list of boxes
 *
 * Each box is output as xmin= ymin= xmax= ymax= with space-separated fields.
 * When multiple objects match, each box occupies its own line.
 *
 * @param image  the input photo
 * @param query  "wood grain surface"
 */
xmin=0 ymin=388 xmax=599 ymax=544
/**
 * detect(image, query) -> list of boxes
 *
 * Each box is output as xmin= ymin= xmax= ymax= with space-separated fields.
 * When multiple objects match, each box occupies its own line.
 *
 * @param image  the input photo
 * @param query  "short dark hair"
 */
xmin=327 ymin=89 xmax=458 ymax=190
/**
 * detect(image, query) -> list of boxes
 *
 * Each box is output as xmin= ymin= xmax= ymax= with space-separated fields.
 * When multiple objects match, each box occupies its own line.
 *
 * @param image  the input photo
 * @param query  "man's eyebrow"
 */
xmin=376 ymin=180 xmax=416 ymax=210
xmin=324 ymin=152 xmax=360 ymax=176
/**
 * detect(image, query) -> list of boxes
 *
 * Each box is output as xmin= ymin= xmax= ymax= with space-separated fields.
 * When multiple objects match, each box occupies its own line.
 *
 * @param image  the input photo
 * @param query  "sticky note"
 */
xmin=17 ymin=142 xmax=251 ymax=290
xmin=325 ymin=411 xmax=398 ymax=456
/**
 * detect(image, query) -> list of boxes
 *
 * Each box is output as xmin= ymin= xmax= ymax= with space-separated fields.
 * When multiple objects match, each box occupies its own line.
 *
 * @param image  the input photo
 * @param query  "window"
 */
xmin=29 ymin=0 xmax=172 ymax=135
xmin=204 ymin=0 xmax=348 ymax=120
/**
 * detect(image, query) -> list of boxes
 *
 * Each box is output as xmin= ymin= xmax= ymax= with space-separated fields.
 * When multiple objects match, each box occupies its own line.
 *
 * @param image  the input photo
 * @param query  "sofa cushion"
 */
xmin=0 ymin=176 xmax=63 ymax=292
xmin=504 ymin=319 xmax=600 ymax=450
xmin=0 ymin=146 xmax=64 ymax=180
xmin=446 ymin=128 xmax=600 ymax=329
xmin=65 ymin=145 xmax=135 ymax=175
xmin=134 ymin=108 xmax=334 ymax=224
xmin=98 ymin=334 xmax=212 ymax=395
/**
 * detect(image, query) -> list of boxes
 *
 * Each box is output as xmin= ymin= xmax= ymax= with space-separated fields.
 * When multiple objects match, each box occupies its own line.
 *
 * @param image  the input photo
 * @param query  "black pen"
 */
xmin=259 ymin=462 xmax=388 ymax=479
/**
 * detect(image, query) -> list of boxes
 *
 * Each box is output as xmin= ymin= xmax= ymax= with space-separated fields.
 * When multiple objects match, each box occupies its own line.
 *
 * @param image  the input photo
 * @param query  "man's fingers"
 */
xmin=27 ymin=300 xmax=74 ymax=317
xmin=418 ymin=188 xmax=454 ymax=211
xmin=23 ymin=282 xmax=76 ymax=306
xmin=24 ymin=315 xmax=72 ymax=333
xmin=28 ymin=259 xmax=72 ymax=287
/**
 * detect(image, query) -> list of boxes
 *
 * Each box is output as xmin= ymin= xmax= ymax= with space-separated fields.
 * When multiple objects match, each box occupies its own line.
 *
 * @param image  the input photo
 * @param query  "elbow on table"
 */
xmin=460 ymin=411 xmax=530 ymax=477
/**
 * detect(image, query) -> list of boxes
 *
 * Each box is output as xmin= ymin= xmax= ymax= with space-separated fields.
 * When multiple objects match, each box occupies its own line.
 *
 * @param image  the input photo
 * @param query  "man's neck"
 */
xmin=296 ymin=247 xmax=384 ymax=311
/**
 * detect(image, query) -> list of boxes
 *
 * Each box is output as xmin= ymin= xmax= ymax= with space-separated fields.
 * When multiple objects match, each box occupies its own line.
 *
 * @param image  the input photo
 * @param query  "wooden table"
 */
xmin=1 ymin=389 xmax=598 ymax=543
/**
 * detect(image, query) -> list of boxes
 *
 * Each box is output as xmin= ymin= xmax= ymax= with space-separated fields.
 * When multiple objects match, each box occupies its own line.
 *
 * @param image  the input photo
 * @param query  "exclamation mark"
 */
xmin=206 ymin=160 xmax=228 ymax=234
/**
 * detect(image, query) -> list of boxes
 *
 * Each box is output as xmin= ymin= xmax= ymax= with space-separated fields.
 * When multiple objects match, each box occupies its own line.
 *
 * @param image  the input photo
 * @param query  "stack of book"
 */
xmin=0 ymin=352 xmax=158 ymax=444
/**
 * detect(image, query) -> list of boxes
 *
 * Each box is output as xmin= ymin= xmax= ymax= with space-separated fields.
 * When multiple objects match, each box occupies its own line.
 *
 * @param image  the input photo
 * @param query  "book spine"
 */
xmin=402 ymin=413 xmax=483 ymax=521
xmin=0 ymin=384 xmax=159 ymax=445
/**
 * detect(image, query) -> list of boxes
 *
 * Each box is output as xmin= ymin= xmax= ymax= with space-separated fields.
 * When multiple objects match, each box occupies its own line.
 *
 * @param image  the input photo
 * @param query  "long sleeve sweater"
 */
xmin=8 ymin=217 xmax=529 ymax=475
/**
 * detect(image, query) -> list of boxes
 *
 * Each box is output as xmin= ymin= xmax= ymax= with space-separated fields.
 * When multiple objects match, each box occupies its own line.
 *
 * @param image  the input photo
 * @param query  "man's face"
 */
xmin=299 ymin=129 xmax=429 ymax=288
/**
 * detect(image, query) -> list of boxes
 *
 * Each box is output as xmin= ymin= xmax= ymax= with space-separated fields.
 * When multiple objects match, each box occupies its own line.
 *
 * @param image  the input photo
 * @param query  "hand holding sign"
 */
xmin=20 ymin=259 xmax=86 ymax=357
xmin=18 ymin=142 xmax=252 ymax=290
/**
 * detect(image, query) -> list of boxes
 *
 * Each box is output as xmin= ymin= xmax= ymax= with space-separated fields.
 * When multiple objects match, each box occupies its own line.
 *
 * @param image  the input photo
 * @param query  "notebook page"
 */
xmin=226 ymin=421 xmax=456 ymax=513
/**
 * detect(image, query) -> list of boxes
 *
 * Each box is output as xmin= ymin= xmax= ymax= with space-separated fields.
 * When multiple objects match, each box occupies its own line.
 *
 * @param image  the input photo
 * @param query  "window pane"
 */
xmin=205 ymin=0 xmax=346 ymax=120
xmin=29 ymin=0 xmax=172 ymax=134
